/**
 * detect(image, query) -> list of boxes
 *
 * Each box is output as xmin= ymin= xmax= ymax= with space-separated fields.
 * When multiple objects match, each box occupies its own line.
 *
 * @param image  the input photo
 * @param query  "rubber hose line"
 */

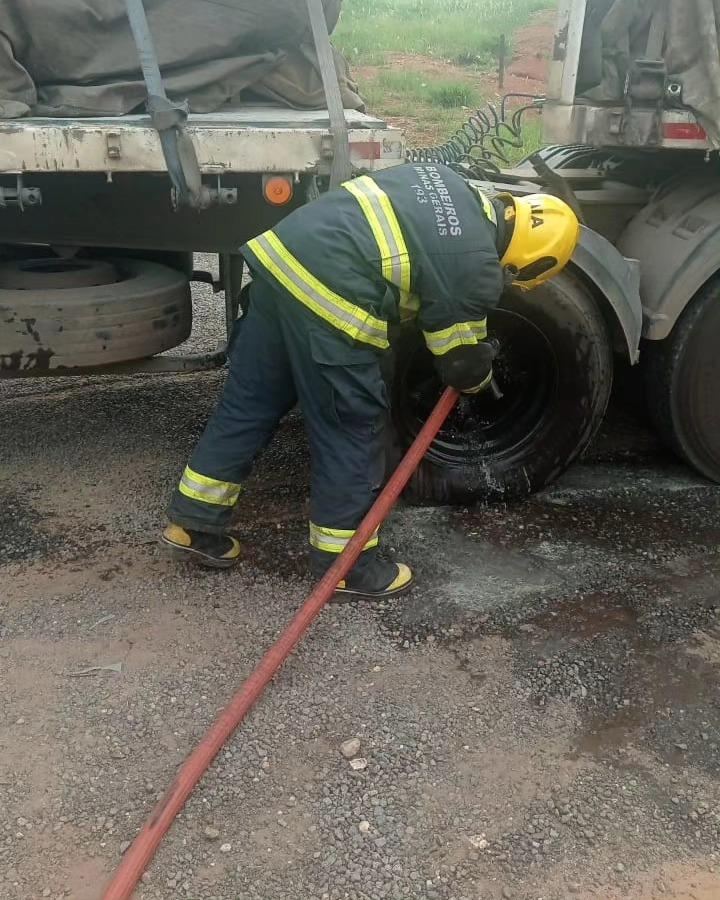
xmin=101 ymin=387 xmax=460 ymax=899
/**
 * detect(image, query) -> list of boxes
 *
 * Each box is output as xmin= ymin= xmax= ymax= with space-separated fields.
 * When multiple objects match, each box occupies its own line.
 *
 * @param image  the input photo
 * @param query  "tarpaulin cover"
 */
xmin=0 ymin=0 xmax=362 ymax=118
xmin=578 ymin=0 xmax=720 ymax=146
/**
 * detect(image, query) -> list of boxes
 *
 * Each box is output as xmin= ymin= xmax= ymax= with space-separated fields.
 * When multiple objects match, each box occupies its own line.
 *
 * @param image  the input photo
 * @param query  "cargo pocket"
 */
xmin=309 ymin=327 xmax=389 ymax=427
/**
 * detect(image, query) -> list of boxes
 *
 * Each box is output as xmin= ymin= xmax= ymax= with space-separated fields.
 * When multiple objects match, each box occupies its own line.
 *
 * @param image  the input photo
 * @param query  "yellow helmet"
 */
xmin=498 ymin=193 xmax=580 ymax=291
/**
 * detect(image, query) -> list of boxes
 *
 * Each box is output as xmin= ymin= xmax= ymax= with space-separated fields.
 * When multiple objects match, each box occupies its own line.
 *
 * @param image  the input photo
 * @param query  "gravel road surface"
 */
xmin=1 ymin=268 xmax=719 ymax=900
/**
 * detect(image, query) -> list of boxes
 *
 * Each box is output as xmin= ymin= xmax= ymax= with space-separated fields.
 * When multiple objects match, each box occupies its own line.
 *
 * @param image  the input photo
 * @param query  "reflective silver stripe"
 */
xmin=312 ymin=532 xmax=349 ymax=552
xmin=180 ymin=471 xmax=240 ymax=504
xmin=424 ymin=324 xmax=479 ymax=354
xmin=251 ymin=233 xmax=389 ymax=348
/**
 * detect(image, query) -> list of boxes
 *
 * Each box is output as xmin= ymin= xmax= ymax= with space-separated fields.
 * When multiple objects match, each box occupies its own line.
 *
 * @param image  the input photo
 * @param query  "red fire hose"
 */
xmin=102 ymin=387 xmax=459 ymax=900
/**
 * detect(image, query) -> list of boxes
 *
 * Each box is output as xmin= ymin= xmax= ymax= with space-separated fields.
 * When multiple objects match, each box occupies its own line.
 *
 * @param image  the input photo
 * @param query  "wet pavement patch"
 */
xmin=575 ymin=639 xmax=720 ymax=768
xmin=513 ymin=582 xmax=720 ymax=775
xmin=453 ymin=485 xmax=720 ymax=557
xmin=0 ymin=490 xmax=67 ymax=564
xmin=530 ymin=591 xmax=639 ymax=638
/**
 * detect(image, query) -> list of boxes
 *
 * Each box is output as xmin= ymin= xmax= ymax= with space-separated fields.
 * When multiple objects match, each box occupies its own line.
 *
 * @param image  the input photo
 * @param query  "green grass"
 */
xmin=513 ymin=117 xmax=544 ymax=161
xmin=362 ymin=70 xmax=483 ymax=110
xmin=336 ymin=0 xmax=555 ymax=66
xmin=359 ymin=70 xmax=483 ymax=149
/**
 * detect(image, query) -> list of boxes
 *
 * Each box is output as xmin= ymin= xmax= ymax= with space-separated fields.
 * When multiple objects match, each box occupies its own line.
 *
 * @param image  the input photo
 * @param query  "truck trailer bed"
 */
xmin=0 ymin=108 xmax=405 ymax=176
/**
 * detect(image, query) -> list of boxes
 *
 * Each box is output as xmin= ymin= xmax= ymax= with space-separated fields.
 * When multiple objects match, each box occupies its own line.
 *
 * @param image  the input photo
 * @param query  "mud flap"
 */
xmin=572 ymin=226 xmax=642 ymax=364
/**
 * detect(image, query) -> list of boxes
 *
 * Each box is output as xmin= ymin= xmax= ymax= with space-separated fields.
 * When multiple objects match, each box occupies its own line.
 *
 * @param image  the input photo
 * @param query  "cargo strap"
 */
xmin=246 ymin=231 xmax=389 ymax=349
xmin=645 ymin=0 xmax=668 ymax=60
xmin=178 ymin=466 xmax=242 ymax=507
xmin=124 ymin=0 xmax=203 ymax=208
xmin=306 ymin=0 xmax=352 ymax=188
xmin=309 ymin=522 xmax=379 ymax=554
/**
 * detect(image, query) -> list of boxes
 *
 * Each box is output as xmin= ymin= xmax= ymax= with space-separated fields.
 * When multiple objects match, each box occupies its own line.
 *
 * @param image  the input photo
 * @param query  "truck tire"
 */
xmin=87 ymin=249 xmax=195 ymax=278
xmin=643 ymin=278 xmax=720 ymax=482
xmin=0 ymin=258 xmax=191 ymax=373
xmin=387 ymin=270 xmax=613 ymax=504
xmin=0 ymin=258 xmax=118 ymax=290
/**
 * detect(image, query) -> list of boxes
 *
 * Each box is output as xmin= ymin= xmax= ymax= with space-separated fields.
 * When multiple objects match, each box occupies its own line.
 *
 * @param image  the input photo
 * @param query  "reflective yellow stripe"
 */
xmin=468 ymin=182 xmax=498 ymax=226
xmin=479 ymin=192 xmax=497 ymax=227
xmin=423 ymin=318 xmax=488 ymax=356
xmin=469 ymin=320 xmax=488 ymax=339
xmin=377 ymin=188 xmax=412 ymax=295
xmin=246 ymin=232 xmax=389 ymax=350
xmin=309 ymin=522 xmax=379 ymax=554
xmin=178 ymin=466 xmax=242 ymax=507
xmin=344 ymin=180 xmax=393 ymax=279
xmin=342 ymin=175 xmax=411 ymax=296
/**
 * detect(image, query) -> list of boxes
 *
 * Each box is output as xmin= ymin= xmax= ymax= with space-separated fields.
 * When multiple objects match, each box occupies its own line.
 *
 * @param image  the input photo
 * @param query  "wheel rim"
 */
xmin=394 ymin=310 xmax=559 ymax=466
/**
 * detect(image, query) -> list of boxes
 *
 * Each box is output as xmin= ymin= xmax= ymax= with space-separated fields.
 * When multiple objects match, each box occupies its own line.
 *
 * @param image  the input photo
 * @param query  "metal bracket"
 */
xmin=106 ymin=132 xmax=122 ymax=160
xmin=170 ymin=180 xmax=238 ymax=211
xmin=320 ymin=133 xmax=335 ymax=161
xmin=0 ymin=175 xmax=42 ymax=211
xmin=621 ymin=58 xmax=667 ymax=147
xmin=626 ymin=58 xmax=667 ymax=104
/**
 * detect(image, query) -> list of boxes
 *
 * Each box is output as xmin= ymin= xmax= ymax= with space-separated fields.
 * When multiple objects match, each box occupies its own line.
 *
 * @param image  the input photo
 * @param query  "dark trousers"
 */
xmin=168 ymin=277 xmax=389 ymax=578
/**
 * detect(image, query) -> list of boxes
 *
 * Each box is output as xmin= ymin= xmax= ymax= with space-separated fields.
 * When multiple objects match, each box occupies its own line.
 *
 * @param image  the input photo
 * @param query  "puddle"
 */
xmin=574 ymin=643 xmax=720 ymax=769
xmin=532 ymin=592 xmax=638 ymax=639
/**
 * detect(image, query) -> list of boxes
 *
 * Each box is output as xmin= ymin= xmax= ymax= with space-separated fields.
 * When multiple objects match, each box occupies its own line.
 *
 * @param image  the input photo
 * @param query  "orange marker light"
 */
xmin=263 ymin=175 xmax=294 ymax=206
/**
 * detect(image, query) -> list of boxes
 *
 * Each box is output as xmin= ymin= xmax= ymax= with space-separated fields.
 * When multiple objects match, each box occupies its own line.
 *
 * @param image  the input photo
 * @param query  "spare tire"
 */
xmin=387 ymin=270 xmax=613 ymax=504
xmin=0 ymin=258 xmax=191 ymax=373
xmin=0 ymin=257 xmax=119 ymax=290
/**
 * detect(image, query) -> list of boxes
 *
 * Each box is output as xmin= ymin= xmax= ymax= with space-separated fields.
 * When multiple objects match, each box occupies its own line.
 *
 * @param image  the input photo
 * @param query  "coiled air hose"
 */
xmin=407 ymin=93 xmax=587 ymax=223
xmin=407 ymin=94 xmax=544 ymax=177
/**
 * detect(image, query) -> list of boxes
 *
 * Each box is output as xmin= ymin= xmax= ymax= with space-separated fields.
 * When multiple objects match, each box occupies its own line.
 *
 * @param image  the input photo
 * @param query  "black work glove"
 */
xmin=434 ymin=340 xmax=498 ymax=395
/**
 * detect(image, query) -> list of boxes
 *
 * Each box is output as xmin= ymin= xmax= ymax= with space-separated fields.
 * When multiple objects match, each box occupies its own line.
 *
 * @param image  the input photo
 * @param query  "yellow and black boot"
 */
xmin=161 ymin=524 xmax=242 ymax=569
xmin=334 ymin=559 xmax=414 ymax=603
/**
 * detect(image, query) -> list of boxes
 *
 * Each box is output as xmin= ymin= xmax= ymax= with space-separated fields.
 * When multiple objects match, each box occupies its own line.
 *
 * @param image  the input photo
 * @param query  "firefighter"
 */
xmin=162 ymin=163 xmax=580 ymax=600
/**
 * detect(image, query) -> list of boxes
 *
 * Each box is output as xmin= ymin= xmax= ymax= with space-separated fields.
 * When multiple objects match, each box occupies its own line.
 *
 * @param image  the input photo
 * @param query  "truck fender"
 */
xmin=570 ymin=225 xmax=643 ymax=363
xmin=617 ymin=175 xmax=720 ymax=341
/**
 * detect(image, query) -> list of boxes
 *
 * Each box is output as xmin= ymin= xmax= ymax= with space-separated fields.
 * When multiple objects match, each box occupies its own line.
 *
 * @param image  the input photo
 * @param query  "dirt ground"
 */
xmin=2 ymin=269 xmax=720 ymax=900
